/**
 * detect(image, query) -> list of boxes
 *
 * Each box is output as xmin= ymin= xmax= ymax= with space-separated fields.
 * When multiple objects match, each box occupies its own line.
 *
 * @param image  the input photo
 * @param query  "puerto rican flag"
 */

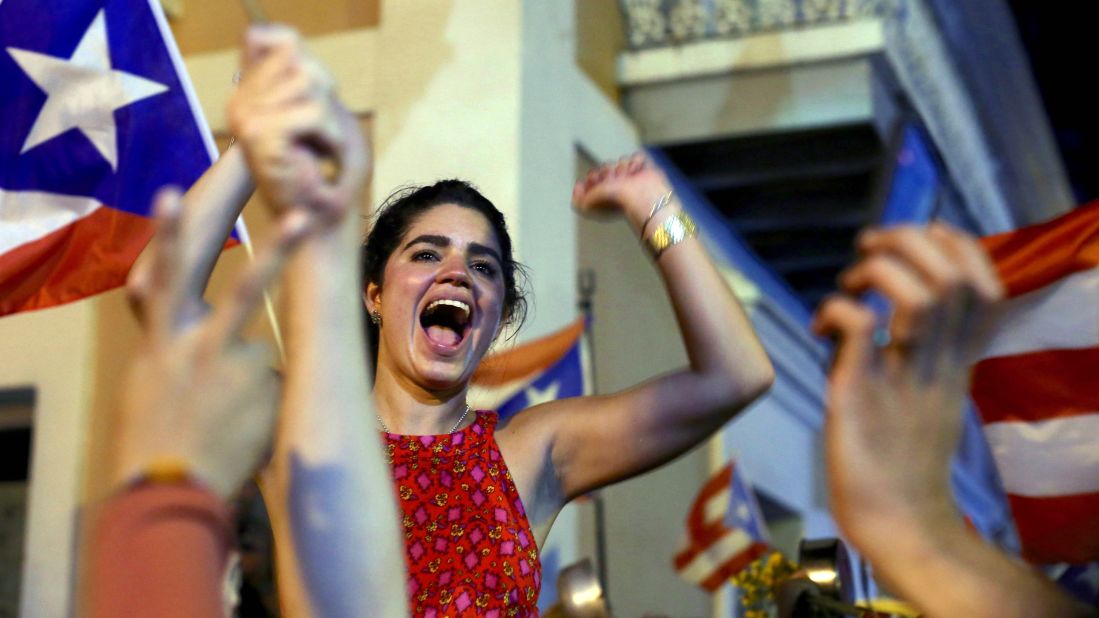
xmin=973 ymin=201 xmax=1099 ymax=564
xmin=0 ymin=0 xmax=217 ymax=316
xmin=673 ymin=461 xmax=770 ymax=593
xmin=468 ymin=317 xmax=591 ymax=420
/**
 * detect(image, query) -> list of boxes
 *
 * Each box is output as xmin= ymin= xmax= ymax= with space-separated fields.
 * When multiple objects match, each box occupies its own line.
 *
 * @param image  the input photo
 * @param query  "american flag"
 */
xmin=0 ymin=0 xmax=217 ymax=316
xmin=674 ymin=461 xmax=770 ymax=592
xmin=973 ymin=201 xmax=1099 ymax=564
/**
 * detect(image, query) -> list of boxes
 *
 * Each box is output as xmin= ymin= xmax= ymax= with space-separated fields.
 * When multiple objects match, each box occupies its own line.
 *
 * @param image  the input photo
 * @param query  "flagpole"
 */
xmin=577 ymin=268 xmax=612 ymax=611
xmin=232 ymin=217 xmax=285 ymax=361
xmin=709 ymin=416 xmax=730 ymax=618
xmin=228 ymin=0 xmax=291 ymax=362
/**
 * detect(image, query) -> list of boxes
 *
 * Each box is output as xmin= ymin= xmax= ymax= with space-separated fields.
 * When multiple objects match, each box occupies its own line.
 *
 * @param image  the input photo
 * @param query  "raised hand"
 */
xmin=113 ymin=188 xmax=311 ymax=501
xmin=572 ymin=153 xmax=675 ymax=233
xmin=811 ymin=223 xmax=1003 ymax=546
xmin=228 ymin=25 xmax=369 ymax=228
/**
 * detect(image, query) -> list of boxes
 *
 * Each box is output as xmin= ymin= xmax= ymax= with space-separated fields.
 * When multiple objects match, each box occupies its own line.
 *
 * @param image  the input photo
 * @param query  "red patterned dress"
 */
xmin=385 ymin=410 xmax=541 ymax=617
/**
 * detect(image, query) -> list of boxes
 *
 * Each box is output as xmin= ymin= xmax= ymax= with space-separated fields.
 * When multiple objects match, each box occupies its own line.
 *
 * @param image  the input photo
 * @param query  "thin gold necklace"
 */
xmin=377 ymin=404 xmax=471 ymax=435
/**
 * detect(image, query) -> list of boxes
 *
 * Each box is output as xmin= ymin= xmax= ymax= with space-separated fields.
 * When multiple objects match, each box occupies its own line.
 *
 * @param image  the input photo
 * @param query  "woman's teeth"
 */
xmin=427 ymin=299 xmax=470 ymax=321
xmin=423 ymin=299 xmax=471 ymax=348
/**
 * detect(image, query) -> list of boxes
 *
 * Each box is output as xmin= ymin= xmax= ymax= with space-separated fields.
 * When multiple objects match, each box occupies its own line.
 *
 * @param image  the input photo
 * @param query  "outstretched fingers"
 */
xmin=142 ymin=187 xmax=187 ymax=341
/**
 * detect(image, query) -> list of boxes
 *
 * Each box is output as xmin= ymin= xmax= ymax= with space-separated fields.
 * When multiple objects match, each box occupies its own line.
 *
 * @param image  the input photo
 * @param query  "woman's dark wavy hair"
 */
xmin=360 ymin=180 xmax=529 ymax=365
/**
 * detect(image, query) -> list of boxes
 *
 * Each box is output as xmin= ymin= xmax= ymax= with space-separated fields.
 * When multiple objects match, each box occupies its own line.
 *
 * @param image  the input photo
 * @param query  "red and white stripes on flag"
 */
xmin=973 ymin=201 xmax=1099 ymax=564
xmin=673 ymin=462 xmax=769 ymax=592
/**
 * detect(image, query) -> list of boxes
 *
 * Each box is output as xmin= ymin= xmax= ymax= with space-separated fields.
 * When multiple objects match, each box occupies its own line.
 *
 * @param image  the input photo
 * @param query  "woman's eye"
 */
xmin=412 ymin=250 xmax=439 ymax=262
xmin=472 ymin=261 xmax=497 ymax=276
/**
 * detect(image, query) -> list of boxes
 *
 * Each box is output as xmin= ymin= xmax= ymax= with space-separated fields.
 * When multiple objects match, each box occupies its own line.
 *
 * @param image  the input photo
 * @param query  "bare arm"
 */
xmin=860 ymin=510 xmax=1093 ymax=618
xmin=128 ymin=133 xmax=255 ymax=320
xmin=813 ymin=224 xmax=1095 ymax=618
xmin=265 ymin=196 xmax=407 ymax=618
xmin=506 ymin=155 xmax=773 ymax=505
xmin=227 ymin=25 xmax=407 ymax=618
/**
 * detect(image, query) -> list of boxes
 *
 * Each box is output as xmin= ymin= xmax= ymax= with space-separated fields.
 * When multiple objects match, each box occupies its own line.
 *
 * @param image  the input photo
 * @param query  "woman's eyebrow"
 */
xmin=404 ymin=235 xmax=501 ymax=263
xmin=403 ymin=234 xmax=449 ymax=250
xmin=469 ymin=243 xmax=501 ymax=263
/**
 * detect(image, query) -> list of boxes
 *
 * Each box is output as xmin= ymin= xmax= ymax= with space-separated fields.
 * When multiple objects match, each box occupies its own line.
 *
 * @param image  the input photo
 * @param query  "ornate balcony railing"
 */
xmin=619 ymin=0 xmax=888 ymax=48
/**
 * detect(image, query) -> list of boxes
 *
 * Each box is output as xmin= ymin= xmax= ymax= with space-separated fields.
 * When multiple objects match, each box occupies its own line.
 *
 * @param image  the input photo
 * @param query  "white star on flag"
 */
xmin=523 ymin=382 xmax=560 ymax=407
xmin=6 ymin=9 xmax=168 ymax=170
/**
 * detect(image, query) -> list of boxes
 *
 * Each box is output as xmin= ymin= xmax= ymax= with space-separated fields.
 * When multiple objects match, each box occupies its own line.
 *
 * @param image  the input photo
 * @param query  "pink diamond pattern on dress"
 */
xmin=416 ymin=473 xmax=432 ymax=490
xmin=386 ymin=411 xmax=540 ymax=617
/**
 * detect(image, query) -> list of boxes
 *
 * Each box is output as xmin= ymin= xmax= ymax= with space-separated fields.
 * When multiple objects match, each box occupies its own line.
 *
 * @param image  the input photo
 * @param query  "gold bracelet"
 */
xmin=139 ymin=456 xmax=192 ymax=486
xmin=640 ymin=190 xmax=675 ymax=239
xmin=646 ymin=211 xmax=698 ymax=259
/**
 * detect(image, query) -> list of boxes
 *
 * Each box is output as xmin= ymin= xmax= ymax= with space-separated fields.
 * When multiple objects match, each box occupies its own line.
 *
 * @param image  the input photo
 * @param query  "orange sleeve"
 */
xmin=86 ymin=483 xmax=233 ymax=618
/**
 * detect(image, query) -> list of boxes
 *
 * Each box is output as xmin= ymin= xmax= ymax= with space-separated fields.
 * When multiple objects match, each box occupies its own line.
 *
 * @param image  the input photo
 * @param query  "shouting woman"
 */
xmin=143 ymin=24 xmax=774 ymax=617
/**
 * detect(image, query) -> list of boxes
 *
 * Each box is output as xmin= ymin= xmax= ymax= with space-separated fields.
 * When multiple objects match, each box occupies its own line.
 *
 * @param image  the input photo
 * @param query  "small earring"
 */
xmin=370 ymin=311 xmax=382 ymax=326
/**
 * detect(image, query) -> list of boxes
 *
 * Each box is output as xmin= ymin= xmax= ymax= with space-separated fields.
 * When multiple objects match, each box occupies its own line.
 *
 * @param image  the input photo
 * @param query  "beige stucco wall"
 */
xmin=0 ymin=301 xmax=94 ymax=617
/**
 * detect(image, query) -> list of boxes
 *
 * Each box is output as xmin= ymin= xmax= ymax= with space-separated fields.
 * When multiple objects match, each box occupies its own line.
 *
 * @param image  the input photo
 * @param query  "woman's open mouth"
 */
xmin=419 ymin=299 xmax=472 ymax=349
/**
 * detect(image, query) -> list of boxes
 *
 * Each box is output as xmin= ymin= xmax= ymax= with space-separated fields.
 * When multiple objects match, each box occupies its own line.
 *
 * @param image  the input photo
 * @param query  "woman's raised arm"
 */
xmin=127 ymin=126 xmax=255 ymax=323
xmin=504 ymin=154 xmax=774 ymax=508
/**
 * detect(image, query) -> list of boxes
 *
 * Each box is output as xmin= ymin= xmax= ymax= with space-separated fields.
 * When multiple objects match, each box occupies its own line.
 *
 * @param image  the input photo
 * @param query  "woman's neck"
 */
xmin=372 ymin=363 xmax=471 ymax=435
